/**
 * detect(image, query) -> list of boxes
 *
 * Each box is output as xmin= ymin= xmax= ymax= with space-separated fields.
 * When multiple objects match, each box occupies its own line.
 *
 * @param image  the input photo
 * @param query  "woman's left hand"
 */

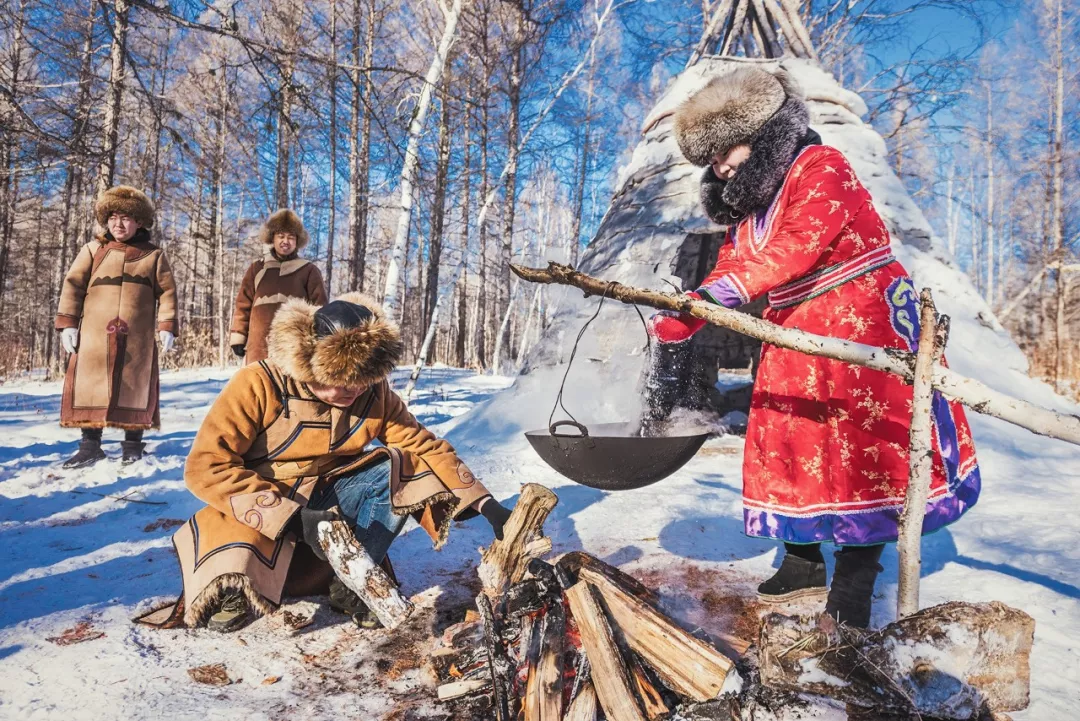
xmin=159 ymin=330 xmax=176 ymax=353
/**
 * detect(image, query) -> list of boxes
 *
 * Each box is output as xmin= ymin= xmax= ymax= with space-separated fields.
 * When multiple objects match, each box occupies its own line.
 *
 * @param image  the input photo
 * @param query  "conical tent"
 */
xmin=456 ymin=50 xmax=1045 ymax=455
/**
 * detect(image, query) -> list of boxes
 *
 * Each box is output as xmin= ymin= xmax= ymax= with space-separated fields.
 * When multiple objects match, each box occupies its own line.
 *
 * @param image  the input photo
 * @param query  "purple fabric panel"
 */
xmin=698 ymin=277 xmax=744 ymax=308
xmin=743 ymin=467 xmax=982 ymax=545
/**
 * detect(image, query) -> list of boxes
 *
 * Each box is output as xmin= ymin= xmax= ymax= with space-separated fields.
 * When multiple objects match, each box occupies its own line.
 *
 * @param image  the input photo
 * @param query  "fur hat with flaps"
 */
xmin=258 ymin=209 xmax=310 ymax=250
xmin=95 ymin=185 xmax=156 ymax=229
xmin=267 ymin=292 xmax=403 ymax=388
xmin=674 ymin=67 xmax=804 ymax=167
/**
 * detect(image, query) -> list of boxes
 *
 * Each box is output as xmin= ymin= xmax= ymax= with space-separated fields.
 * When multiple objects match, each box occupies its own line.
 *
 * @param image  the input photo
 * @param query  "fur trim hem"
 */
xmin=396 ymin=491 xmax=458 ymax=550
xmin=258 ymin=209 xmax=310 ymax=251
xmin=95 ymin=186 xmax=156 ymax=229
xmin=184 ymin=573 xmax=277 ymax=628
xmin=675 ymin=68 xmax=798 ymax=166
xmin=267 ymin=291 xmax=403 ymax=387
xmin=60 ymin=420 xmax=158 ymax=431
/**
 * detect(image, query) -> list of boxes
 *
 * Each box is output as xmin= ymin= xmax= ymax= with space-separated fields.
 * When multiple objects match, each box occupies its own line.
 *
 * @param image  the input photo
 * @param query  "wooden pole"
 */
xmin=509 ymin=262 xmax=1080 ymax=446
xmin=897 ymin=290 xmax=948 ymax=619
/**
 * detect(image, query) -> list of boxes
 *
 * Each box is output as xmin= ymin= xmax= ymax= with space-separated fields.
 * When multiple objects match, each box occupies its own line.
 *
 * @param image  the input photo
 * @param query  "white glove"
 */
xmin=159 ymin=330 xmax=176 ymax=353
xmin=61 ymin=328 xmax=79 ymax=354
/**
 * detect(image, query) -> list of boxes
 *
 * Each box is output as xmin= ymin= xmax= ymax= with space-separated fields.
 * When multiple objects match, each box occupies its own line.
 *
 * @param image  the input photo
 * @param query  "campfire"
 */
xmin=321 ymin=484 xmax=1035 ymax=721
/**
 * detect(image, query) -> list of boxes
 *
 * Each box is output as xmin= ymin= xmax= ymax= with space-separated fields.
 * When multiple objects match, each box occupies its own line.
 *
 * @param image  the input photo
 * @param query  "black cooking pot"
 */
xmin=525 ymin=420 xmax=708 ymax=491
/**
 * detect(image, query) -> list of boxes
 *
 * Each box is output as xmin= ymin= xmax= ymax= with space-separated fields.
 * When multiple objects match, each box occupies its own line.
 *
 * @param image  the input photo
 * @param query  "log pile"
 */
xmin=429 ymin=484 xmax=1035 ymax=721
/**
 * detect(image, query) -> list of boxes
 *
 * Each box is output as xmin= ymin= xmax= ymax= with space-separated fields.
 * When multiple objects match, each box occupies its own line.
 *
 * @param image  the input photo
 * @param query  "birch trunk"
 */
xmin=985 ymin=85 xmax=995 ymax=306
xmin=424 ymin=71 xmax=453 ymax=329
xmin=97 ymin=0 xmax=131 ymax=198
xmin=456 ymin=84 xmax=472 ymax=367
xmin=381 ymin=0 xmax=466 ymax=318
xmin=499 ymin=9 xmax=525 ymax=345
xmin=404 ymin=262 xmax=464 ymax=399
xmin=326 ymin=0 xmax=339 ymax=293
xmin=0 ymin=0 xmax=28 ymax=311
xmin=1051 ymin=0 xmax=1068 ymax=391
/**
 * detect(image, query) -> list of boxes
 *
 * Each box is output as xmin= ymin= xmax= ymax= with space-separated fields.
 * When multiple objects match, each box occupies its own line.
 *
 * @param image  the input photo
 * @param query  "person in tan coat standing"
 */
xmin=55 ymin=186 xmax=179 ymax=468
xmin=137 ymin=292 xmax=513 ymax=632
xmin=230 ymin=209 xmax=327 ymax=363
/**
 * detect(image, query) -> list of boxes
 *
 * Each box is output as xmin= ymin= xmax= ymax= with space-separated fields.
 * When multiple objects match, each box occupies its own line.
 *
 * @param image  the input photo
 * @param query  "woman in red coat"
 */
xmin=649 ymin=67 xmax=981 ymax=627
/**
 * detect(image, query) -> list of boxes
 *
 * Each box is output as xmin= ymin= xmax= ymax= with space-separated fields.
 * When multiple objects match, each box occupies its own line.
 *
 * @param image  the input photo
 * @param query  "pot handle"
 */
xmin=549 ymin=420 xmax=589 ymax=438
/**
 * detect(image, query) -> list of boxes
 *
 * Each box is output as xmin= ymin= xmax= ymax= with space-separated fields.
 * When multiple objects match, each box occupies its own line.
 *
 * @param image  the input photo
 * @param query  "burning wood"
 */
xmin=432 ymin=486 xmax=1034 ymax=721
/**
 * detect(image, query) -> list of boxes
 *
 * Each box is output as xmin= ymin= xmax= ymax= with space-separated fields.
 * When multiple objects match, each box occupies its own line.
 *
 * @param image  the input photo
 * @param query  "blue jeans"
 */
xmin=307 ymin=459 xmax=406 ymax=565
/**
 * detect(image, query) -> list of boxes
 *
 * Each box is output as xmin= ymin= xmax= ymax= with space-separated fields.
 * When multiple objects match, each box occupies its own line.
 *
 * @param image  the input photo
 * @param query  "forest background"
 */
xmin=0 ymin=0 xmax=1076 ymax=397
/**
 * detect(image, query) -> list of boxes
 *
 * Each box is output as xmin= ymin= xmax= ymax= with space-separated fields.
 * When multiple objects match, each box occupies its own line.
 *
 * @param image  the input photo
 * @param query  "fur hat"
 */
xmin=674 ymin=67 xmax=802 ymax=167
xmin=95 ymin=185 xmax=156 ymax=229
xmin=258 ymin=209 xmax=309 ymax=250
xmin=267 ymin=292 xmax=403 ymax=388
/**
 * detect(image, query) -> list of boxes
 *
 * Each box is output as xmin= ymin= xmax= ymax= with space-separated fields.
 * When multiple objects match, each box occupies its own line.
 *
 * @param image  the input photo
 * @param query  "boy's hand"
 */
xmin=479 ymin=497 xmax=513 ymax=541
xmin=61 ymin=328 xmax=79 ymax=354
xmin=288 ymin=506 xmax=341 ymax=561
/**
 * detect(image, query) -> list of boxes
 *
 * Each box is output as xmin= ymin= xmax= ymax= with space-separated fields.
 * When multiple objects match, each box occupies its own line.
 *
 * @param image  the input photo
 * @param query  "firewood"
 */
xmin=758 ymin=601 xmax=1035 ymax=717
xmin=564 ymin=680 xmax=598 ymax=721
xmin=522 ymin=614 xmax=544 ymax=721
xmin=437 ymin=678 xmax=490 ymax=701
xmin=478 ymin=483 xmax=559 ymax=597
xmin=476 ymin=593 xmax=513 ymax=721
xmin=316 ymin=520 xmax=413 ymax=630
xmin=556 ymin=551 xmax=658 ymax=605
xmin=564 ymin=580 xmax=647 ymax=721
xmin=577 ymin=566 xmax=736 ymax=701
xmin=631 ymin=664 xmax=669 ymax=720
xmin=537 ymin=602 xmax=566 ymax=721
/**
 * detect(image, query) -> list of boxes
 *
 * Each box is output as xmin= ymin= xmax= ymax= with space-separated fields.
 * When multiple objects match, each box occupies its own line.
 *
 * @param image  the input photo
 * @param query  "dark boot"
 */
xmin=328 ymin=577 xmax=381 ymax=629
xmin=207 ymin=592 xmax=252 ymax=633
xmin=825 ymin=545 xmax=885 ymax=629
xmin=758 ymin=548 xmax=827 ymax=603
xmin=62 ymin=429 xmax=106 ymax=469
xmin=121 ymin=430 xmax=145 ymax=465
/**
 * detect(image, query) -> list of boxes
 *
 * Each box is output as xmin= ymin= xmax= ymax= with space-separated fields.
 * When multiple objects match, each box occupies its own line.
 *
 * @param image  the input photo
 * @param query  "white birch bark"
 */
xmin=381 ymin=0 xmax=466 ymax=317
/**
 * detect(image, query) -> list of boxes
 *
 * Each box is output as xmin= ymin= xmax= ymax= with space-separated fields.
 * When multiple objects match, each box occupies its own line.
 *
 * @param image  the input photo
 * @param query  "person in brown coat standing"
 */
xmin=229 ymin=209 xmax=327 ymax=364
xmin=56 ymin=186 xmax=179 ymax=468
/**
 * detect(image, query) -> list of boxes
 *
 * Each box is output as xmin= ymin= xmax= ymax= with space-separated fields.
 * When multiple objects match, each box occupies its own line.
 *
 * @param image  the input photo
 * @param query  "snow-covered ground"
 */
xmin=1 ymin=365 xmax=1079 ymax=719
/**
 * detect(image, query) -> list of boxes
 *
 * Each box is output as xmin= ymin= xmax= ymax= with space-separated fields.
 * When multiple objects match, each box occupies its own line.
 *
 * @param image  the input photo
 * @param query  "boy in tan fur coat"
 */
xmin=139 ymin=292 xmax=512 ymax=631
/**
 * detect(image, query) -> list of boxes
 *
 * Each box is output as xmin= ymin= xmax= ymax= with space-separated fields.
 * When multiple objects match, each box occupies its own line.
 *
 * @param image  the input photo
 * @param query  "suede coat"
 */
xmin=139 ymin=361 xmax=489 ymax=628
xmin=229 ymin=251 xmax=327 ymax=363
xmin=55 ymin=232 xmax=178 ymax=429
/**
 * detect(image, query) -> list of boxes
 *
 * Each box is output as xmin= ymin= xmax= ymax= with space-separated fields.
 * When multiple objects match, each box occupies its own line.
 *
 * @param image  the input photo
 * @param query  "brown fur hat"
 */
xmin=95 ymin=185 xmax=156 ymax=229
xmin=674 ymin=67 xmax=802 ymax=167
xmin=267 ymin=291 xmax=403 ymax=388
xmin=258 ymin=209 xmax=310 ymax=250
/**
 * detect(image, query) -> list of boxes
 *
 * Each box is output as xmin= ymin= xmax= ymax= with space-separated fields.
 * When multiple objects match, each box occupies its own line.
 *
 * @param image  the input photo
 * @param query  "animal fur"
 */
xmin=267 ymin=291 xmax=404 ymax=388
xmin=184 ymin=572 xmax=277 ymax=628
xmin=94 ymin=185 xmax=156 ymax=229
xmin=674 ymin=67 xmax=800 ymax=167
xmin=258 ymin=209 xmax=310 ymax=250
xmin=700 ymin=98 xmax=816 ymax=224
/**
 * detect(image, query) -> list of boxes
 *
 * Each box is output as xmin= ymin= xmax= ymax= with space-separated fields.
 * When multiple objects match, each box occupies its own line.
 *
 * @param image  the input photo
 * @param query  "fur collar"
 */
xmin=700 ymin=97 xmax=817 ymax=225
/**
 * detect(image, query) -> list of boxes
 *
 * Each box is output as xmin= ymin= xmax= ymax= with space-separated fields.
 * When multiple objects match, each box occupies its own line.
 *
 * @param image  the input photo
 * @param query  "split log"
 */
xmin=564 ymin=680 xmax=599 ymax=721
xmin=578 ymin=566 xmax=738 ymax=701
xmin=897 ymin=289 xmax=948 ymax=619
xmin=437 ymin=678 xmax=490 ymax=701
xmin=537 ymin=603 xmax=566 ymax=721
xmin=478 ymin=483 xmax=559 ymax=597
xmin=758 ymin=601 xmax=1035 ymax=718
xmin=522 ymin=613 xmax=544 ymax=721
xmin=564 ymin=580 xmax=647 ymax=721
xmin=316 ymin=520 xmax=413 ymax=630
xmin=510 ymin=262 xmax=1080 ymax=446
xmin=631 ymin=664 xmax=670 ymax=720
xmin=477 ymin=593 xmax=513 ymax=721
xmin=556 ymin=551 xmax=658 ymax=605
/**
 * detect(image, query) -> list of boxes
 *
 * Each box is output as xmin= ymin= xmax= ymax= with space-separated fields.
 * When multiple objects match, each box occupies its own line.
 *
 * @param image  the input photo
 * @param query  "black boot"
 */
xmin=62 ymin=429 xmax=106 ymax=469
xmin=825 ymin=545 xmax=885 ymax=629
xmin=121 ymin=430 xmax=145 ymax=465
xmin=758 ymin=545 xmax=827 ymax=602
xmin=328 ymin=577 xmax=381 ymax=629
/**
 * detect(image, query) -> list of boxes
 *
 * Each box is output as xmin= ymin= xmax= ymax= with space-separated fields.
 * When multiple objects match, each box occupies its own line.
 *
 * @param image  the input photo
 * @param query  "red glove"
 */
xmin=647 ymin=292 xmax=706 ymax=344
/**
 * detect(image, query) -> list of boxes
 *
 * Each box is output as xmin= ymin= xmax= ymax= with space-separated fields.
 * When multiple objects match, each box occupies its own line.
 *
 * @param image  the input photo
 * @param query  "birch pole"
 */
xmin=896 ymin=289 xmax=948 ymax=619
xmin=381 ymin=0 xmax=465 ymax=318
xmin=510 ymin=262 xmax=1080 ymax=446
